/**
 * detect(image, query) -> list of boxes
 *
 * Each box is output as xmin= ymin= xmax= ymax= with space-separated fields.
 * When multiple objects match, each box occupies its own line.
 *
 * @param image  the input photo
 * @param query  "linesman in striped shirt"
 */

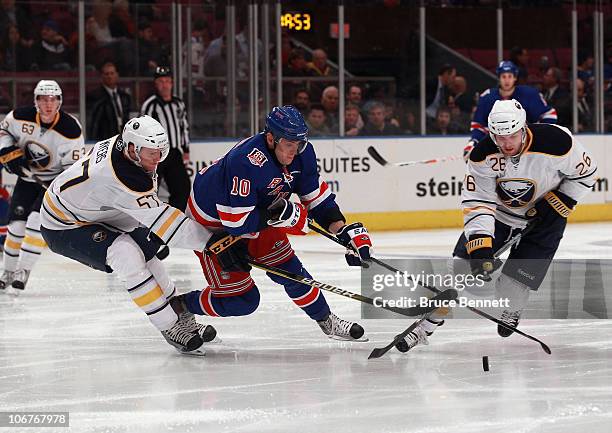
xmin=140 ymin=66 xmax=191 ymax=211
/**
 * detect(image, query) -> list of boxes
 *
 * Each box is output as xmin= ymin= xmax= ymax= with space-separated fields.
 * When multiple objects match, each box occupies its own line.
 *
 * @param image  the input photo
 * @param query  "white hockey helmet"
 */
xmin=34 ymin=80 xmax=62 ymax=112
xmin=488 ymin=99 xmax=526 ymax=139
xmin=121 ymin=115 xmax=169 ymax=166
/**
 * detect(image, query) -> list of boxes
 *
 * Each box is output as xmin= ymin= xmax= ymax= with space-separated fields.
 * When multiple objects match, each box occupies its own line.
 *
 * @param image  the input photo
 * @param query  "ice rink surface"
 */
xmin=1 ymin=222 xmax=612 ymax=433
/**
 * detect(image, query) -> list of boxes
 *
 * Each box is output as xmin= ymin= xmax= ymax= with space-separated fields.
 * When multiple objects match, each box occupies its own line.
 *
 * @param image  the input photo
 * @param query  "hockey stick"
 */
xmin=368 ymin=289 xmax=458 ymax=359
xmin=367 ymin=146 xmax=462 ymax=168
xmin=308 ymin=222 xmax=551 ymax=355
xmin=247 ymin=258 xmax=445 ymax=318
xmin=205 ymin=233 xmax=437 ymax=317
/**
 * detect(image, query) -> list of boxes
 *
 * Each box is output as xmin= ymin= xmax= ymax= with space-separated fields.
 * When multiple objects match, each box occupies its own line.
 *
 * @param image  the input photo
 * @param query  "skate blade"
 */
xmin=175 ymin=347 xmax=206 ymax=357
xmin=328 ymin=335 xmax=369 ymax=343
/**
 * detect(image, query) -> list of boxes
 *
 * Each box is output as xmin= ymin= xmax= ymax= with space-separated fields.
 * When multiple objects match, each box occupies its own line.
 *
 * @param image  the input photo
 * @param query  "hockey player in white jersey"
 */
xmin=39 ymin=115 xmax=236 ymax=354
xmin=0 ymin=80 xmax=86 ymax=291
xmin=398 ymin=99 xmax=597 ymax=352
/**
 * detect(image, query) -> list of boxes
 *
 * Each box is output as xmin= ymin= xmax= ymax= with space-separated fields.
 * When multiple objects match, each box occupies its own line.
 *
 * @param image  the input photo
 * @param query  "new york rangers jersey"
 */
xmin=41 ymin=136 xmax=212 ymax=250
xmin=463 ymin=124 xmax=597 ymax=238
xmin=0 ymin=107 xmax=86 ymax=183
xmin=470 ymin=85 xmax=557 ymax=142
xmin=187 ymin=133 xmax=343 ymax=235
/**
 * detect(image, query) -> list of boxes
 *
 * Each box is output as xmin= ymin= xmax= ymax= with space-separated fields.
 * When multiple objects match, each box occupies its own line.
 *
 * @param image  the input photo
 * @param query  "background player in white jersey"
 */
xmin=398 ymin=99 xmax=597 ymax=352
xmin=0 ymin=80 xmax=86 ymax=292
xmin=39 ymin=115 xmax=231 ymax=354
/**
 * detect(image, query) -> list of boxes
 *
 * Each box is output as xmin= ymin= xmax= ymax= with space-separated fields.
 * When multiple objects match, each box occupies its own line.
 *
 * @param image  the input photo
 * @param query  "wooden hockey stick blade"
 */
xmin=367 ymin=146 xmax=389 ymax=166
xmin=368 ymin=288 xmax=458 ymax=359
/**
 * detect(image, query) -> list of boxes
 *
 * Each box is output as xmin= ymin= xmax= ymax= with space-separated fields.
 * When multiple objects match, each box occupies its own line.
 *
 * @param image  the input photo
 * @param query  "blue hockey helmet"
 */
xmin=496 ymin=60 xmax=519 ymax=77
xmin=265 ymin=105 xmax=309 ymax=151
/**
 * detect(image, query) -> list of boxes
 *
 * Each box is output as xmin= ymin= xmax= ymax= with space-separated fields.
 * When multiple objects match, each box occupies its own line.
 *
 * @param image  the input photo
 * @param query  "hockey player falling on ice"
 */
xmin=398 ymin=99 xmax=597 ymax=352
xmin=40 ymin=115 xmax=233 ymax=355
xmin=0 ymin=80 xmax=86 ymax=292
xmin=173 ymin=105 xmax=373 ymax=341
xmin=463 ymin=60 xmax=557 ymax=160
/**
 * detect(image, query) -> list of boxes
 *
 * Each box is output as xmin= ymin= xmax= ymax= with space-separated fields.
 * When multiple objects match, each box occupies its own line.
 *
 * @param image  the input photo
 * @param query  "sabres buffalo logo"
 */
xmin=25 ymin=140 xmax=52 ymax=170
xmin=496 ymin=178 xmax=537 ymax=208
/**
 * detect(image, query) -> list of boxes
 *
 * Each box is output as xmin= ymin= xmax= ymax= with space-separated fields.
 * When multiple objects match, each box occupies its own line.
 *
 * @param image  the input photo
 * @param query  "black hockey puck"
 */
xmin=482 ymin=356 xmax=490 ymax=372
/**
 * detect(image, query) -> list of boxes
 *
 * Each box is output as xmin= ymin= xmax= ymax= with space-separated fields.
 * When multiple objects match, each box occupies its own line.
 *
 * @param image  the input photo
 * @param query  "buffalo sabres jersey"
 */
xmin=187 ymin=133 xmax=344 ymax=235
xmin=41 ymin=136 xmax=212 ymax=250
xmin=0 ymin=107 xmax=86 ymax=183
xmin=470 ymin=85 xmax=557 ymax=142
xmin=463 ymin=123 xmax=597 ymax=238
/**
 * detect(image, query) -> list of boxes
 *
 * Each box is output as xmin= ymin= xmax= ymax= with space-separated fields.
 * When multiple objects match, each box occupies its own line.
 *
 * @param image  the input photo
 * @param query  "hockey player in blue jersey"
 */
xmin=464 ymin=60 xmax=557 ymax=160
xmin=174 ymin=105 xmax=373 ymax=341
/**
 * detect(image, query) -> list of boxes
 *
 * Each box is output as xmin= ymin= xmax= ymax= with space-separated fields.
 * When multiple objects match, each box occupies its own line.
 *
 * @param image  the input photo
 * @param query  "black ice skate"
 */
xmin=11 ymin=269 xmax=30 ymax=291
xmin=395 ymin=319 xmax=444 ymax=353
xmin=317 ymin=312 xmax=367 ymax=342
xmin=498 ymin=309 xmax=522 ymax=337
xmin=161 ymin=319 xmax=205 ymax=355
xmin=171 ymin=294 xmax=220 ymax=343
xmin=0 ymin=270 xmax=14 ymax=291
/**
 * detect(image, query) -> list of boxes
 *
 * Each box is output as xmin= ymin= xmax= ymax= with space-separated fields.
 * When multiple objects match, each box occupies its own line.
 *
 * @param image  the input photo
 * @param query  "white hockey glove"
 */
xmin=266 ymin=198 xmax=309 ymax=235
xmin=337 ymin=222 xmax=373 ymax=267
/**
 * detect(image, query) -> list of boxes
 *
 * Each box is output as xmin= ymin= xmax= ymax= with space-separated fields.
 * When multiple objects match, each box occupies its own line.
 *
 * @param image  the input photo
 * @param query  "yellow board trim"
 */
xmin=23 ymin=235 xmax=47 ymax=248
xmin=133 ymin=285 xmax=164 ymax=307
xmin=155 ymin=209 xmax=181 ymax=239
xmin=342 ymin=203 xmax=612 ymax=231
xmin=5 ymin=239 xmax=22 ymax=250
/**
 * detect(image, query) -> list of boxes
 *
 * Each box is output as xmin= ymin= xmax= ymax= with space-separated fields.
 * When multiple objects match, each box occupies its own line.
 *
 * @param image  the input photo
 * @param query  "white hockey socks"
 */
xmin=107 ymin=235 xmax=177 ymax=331
xmin=19 ymin=212 xmax=46 ymax=271
xmin=146 ymin=256 xmax=177 ymax=300
xmin=495 ymin=272 xmax=530 ymax=311
xmin=3 ymin=220 xmax=25 ymax=272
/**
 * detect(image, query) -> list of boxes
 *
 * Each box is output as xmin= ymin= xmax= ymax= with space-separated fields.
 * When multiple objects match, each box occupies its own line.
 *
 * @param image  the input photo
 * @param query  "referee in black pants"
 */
xmin=140 ymin=66 xmax=191 ymax=211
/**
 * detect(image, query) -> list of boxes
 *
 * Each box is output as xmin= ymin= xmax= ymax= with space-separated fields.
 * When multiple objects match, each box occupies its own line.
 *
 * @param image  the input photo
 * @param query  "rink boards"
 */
xmin=3 ymin=134 xmax=610 ymax=231
xmin=184 ymin=134 xmax=612 ymax=231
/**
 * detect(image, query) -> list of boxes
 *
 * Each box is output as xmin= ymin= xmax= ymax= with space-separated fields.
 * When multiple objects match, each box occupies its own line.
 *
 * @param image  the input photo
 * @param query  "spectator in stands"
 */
xmin=306 ymin=104 xmax=330 ymax=137
xmin=450 ymin=75 xmax=473 ymax=115
xmin=284 ymin=48 xmax=312 ymax=76
xmin=138 ymin=20 xmax=167 ymax=76
xmin=87 ymin=61 xmax=131 ymax=141
xmin=307 ymin=48 xmax=331 ymax=76
xmin=383 ymin=101 xmax=401 ymax=129
xmin=577 ymin=52 xmax=594 ymax=88
xmin=575 ymin=78 xmax=593 ymax=132
xmin=0 ymin=0 xmax=32 ymax=40
xmin=428 ymin=106 xmax=462 ymax=135
xmin=184 ymin=19 xmax=212 ymax=80
xmin=347 ymin=84 xmax=363 ymax=108
xmin=542 ymin=67 xmax=570 ymax=127
xmin=292 ymin=89 xmax=310 ymax=116
xmin=510 ymin=46 xmax=529 ymax=84
xmin=89 ymin=0 xmax=135 ymax=74
xmin=33 ymin=20 xmax=71 ymax=71
xmin=426 ymin=64 xmax=455 ymax=119
xmin=205 ymin=12 xmax=260 ymax=79
xmin=1 ymin=23 xmax=34 ymax=72
xmin=345 ymin=104 xmax=362 ymax=136
xmin=111 ymin=0 xmax=136 ymax=39
xmin=360 ymin=101 xmax=401 ymax=136
xmin=321 ymin=86 xmax=339 ymax=133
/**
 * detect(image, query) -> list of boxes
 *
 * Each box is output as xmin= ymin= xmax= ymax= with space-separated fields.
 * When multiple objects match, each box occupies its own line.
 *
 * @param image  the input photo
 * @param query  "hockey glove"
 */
xmin=465 ymin=234 xmax=500 ymax=281
xmin=266 ymin=198 xmax=309 ymax=235
xmin=205 ymin=232 xmax=252 ymax=273
xmin=337 ymin=222 xmax=373 ymax=267
xmin=526 ymin=190 xmax=576 ymax=226
xmin=0 ymin=145 xmax=28 ymax=177
xmin=463 ymin=140 xmax=476 ymax=163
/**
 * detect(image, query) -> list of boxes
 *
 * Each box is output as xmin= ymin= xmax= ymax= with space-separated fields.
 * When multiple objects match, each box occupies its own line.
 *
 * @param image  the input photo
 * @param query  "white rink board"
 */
xmin=184 ymin=134 xmax=611 ymax=213
xmin=3 ymin=135 xmax=609 ymax=214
